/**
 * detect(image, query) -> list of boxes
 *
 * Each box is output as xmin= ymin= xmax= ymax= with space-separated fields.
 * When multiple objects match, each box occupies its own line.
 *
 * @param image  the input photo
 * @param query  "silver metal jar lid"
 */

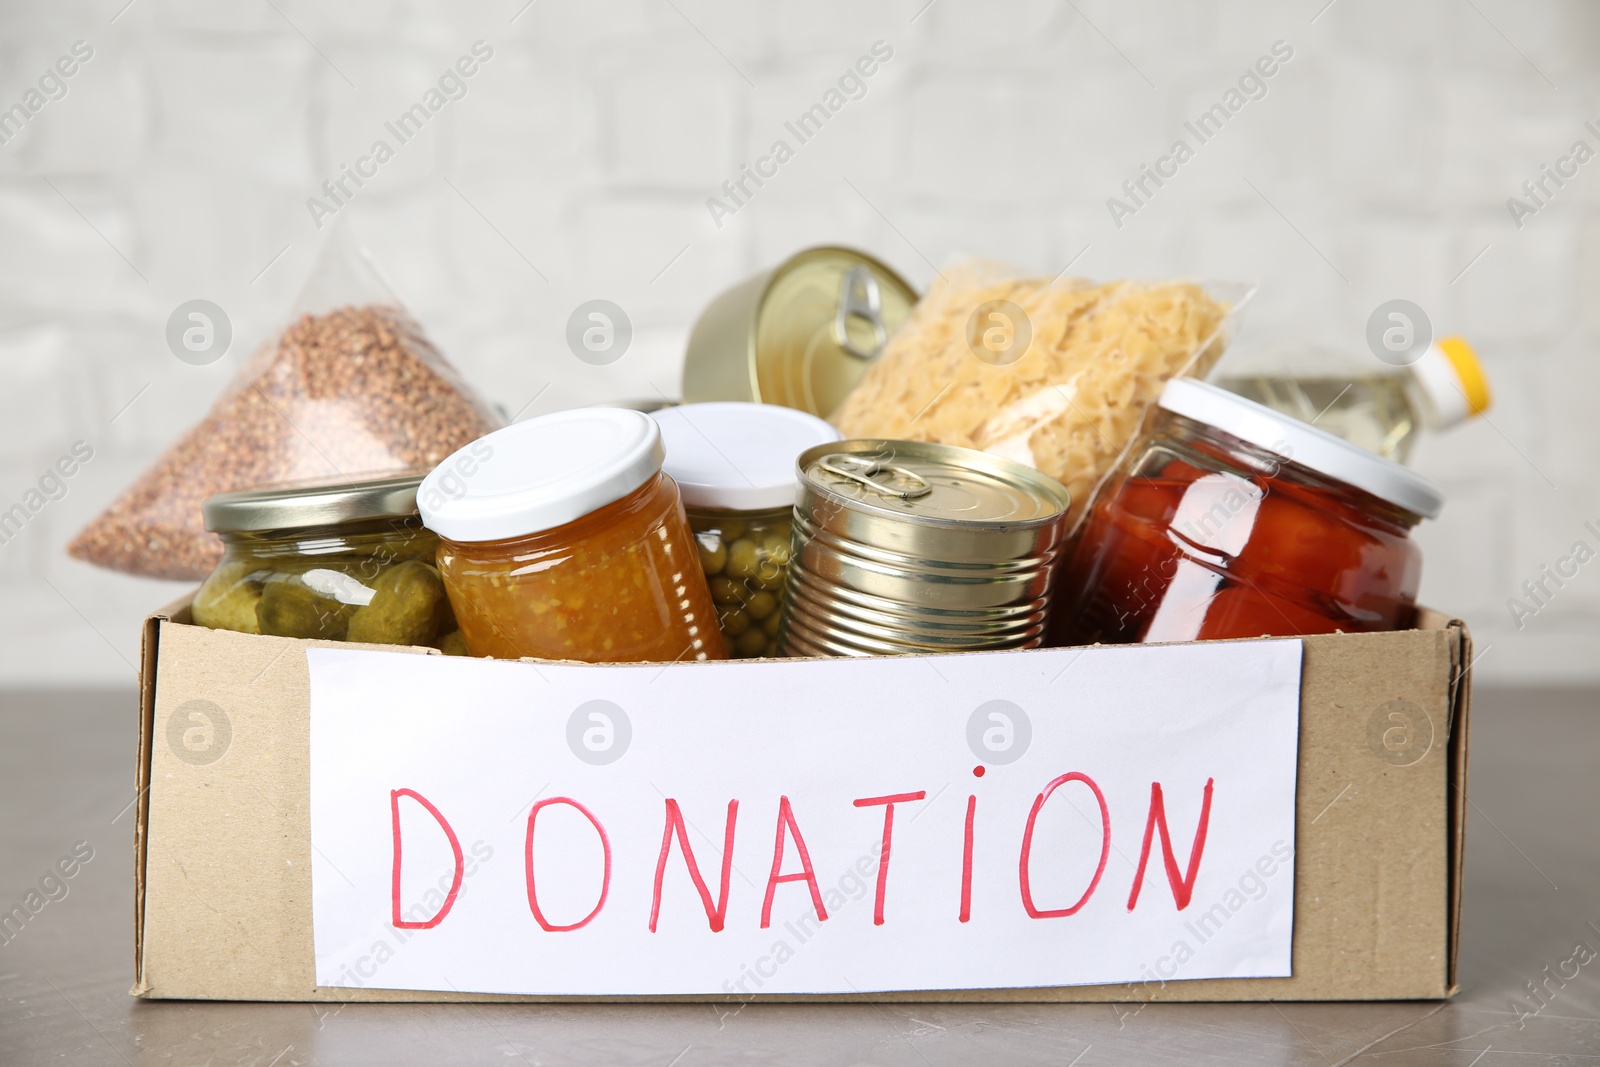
xmin=203 ymin=471 xmax=428 ymax=534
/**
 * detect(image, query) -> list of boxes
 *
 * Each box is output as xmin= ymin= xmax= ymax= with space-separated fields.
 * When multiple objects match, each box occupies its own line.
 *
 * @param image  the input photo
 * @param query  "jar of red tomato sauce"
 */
xmin=1049 ymin=378 xmax=1445 ymax=645
xmin=417 ymin=408 xmax=728 ymax=664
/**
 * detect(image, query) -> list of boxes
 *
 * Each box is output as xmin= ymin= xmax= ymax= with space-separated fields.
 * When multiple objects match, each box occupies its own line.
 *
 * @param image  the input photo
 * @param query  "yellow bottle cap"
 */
xmin=1435 ymin=336 xmax=1491 ymax=416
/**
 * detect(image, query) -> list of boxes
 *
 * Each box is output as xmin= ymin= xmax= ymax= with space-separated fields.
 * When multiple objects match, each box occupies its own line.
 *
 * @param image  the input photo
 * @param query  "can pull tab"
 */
xmin=818 ymin=455 xmax=933 ymax=501
xmin=834 ymin=266 xmax=889 ymax=360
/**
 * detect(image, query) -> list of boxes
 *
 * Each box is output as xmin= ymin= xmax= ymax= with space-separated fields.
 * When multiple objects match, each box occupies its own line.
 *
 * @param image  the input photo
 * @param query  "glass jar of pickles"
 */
xmin=418 ymin=408 xmax=727 ymax=664
xmin=652 ymin=403 xmax=842 ymax=658
xmin=192 ymin=473 xmax=464 ymax=652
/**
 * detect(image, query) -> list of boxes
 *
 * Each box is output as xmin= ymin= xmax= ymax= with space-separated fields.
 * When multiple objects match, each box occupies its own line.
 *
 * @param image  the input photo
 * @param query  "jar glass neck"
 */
xmin=1161 ymin=412 xmax=1423 ymax=531
xmin=684 ymin=504 xmax=793 ymax=522
xmin=218 ymin=516 xmax=431 ymax=549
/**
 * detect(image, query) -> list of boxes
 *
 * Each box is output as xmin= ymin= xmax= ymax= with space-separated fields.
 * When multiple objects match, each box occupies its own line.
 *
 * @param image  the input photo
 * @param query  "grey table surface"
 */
xmin=1 ymin=686 xmax=1596 ymax=1067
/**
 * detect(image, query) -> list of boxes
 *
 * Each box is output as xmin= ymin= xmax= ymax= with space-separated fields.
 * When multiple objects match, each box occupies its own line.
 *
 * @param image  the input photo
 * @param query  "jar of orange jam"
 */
xmin=1049 ymin=378 xmax=1445 ymax=646
xmin=417 ymin=408 xmax=727 ymax=664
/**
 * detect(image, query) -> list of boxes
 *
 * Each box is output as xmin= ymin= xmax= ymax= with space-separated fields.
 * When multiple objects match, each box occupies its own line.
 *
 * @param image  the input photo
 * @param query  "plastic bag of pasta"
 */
xmin=831 ymin=260 xmax=1253 ymax=532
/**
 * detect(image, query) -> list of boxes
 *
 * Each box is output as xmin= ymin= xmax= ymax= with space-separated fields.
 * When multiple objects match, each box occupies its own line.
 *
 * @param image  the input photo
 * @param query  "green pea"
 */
xmin=697 ymin=535 xmax=728 ymax=576
xmin=745 ymin=591 xmax=777 ymax=621
xmin=710 ymin=576 xmax=745 ymax=604
xmin=760 ymin=532 xmax=792 ymax=566
xmin=725 ymin=538 xmax=762 ymax=581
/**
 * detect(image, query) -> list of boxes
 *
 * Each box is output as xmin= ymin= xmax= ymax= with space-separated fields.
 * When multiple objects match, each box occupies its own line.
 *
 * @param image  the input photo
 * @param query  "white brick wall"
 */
xmin=0 ymin=0 xmax=1593 ymax=686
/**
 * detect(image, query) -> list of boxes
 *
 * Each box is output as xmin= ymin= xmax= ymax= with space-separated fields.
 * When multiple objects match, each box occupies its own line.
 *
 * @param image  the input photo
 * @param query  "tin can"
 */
xmin=681 ymin=246 xmax=917 ymax=419
xmin=779 ymin=439 xmax=1071 ymax=657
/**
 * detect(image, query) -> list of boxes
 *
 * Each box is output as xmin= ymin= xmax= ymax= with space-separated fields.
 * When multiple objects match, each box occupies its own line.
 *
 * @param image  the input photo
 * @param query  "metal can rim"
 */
xmin=745 ymin=246 xmax=918 ymax=404
xmin=795 ymin=438 xmax=1071 ymax=531
xmin=682 ymin=246 xmax=918 ymax=413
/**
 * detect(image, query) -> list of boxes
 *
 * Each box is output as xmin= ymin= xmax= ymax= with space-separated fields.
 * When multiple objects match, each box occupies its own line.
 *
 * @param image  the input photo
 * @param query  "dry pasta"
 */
xmin=831 ymin=261 xmax=1236 ymax=529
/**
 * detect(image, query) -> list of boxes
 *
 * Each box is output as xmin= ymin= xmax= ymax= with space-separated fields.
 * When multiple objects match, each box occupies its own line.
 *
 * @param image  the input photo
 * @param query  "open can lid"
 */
xmin=1159 ymin=377 xmax=1445 ymax=519
xmin=418 ymin=408 xmax=664 ymax=543
xmin=797 ymin=438 xmax=1070 ymax=528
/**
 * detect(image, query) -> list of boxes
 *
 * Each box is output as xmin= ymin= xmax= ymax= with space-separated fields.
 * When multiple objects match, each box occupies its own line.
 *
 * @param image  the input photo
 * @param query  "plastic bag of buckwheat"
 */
xmin=69 ymin=226 xmax=501 ymax=581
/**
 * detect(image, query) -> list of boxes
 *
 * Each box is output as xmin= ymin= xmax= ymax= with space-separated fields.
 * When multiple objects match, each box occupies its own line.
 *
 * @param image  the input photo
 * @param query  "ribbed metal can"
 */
xmin=778 ymin=439 xmax=1071 ymax=657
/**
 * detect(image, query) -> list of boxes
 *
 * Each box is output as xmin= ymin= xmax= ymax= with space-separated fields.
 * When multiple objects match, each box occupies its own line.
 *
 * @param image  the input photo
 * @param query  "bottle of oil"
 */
xmin=1212 ymin=337 xmax=1490 ymax=463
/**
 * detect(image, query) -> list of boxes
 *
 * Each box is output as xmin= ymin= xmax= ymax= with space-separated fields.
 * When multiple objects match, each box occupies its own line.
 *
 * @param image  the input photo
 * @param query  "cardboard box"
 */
xmin=132 ymin=598 xmax=1470 ymax=1003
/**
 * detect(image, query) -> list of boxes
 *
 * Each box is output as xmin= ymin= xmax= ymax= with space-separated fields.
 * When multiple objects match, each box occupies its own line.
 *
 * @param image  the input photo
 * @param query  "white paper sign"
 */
xmin=308 ymin=640 xmax=1302 ymax=996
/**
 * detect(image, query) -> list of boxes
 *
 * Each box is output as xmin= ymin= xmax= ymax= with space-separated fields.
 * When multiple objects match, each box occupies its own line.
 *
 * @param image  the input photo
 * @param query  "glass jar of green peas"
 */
xmin=688 ymin=506 xmax=793 ymax=657
xmin=652 ymin=402 xmax=841 ymax=658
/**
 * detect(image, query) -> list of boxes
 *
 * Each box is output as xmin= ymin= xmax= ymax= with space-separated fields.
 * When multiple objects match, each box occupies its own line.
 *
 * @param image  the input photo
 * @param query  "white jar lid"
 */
xmin=1159 ymin=378 xmax=1445 ymax=520
xmin=651 ymin=402 xmax=842 ymax=511
xmin=418 ymin=408 xmax=664 ymax=542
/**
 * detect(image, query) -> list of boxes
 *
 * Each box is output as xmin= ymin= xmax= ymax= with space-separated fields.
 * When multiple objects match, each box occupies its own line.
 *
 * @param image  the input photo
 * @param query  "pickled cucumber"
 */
xmin=376 ymin=531 xmax=440 ymax=563
xmin=256 ymin=579 xmax=357 ymax=640
xmin=192 ymin=562 xmax=265 ymax=635
xmin=347 ymin=560 xmax=446 ymax=646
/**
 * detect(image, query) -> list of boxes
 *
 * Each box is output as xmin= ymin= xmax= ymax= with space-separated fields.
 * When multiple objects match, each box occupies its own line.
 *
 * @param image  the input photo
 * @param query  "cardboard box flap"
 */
xmin=1411 ymin=608 xmax=1470 ymax=997
xmin=131 ymin=609 xmax=162 ymax=996
xmin=132 ymin=593 xmax=203 ymax=994
xmin=1440 ymin=614 xmax=1471 ymax=997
